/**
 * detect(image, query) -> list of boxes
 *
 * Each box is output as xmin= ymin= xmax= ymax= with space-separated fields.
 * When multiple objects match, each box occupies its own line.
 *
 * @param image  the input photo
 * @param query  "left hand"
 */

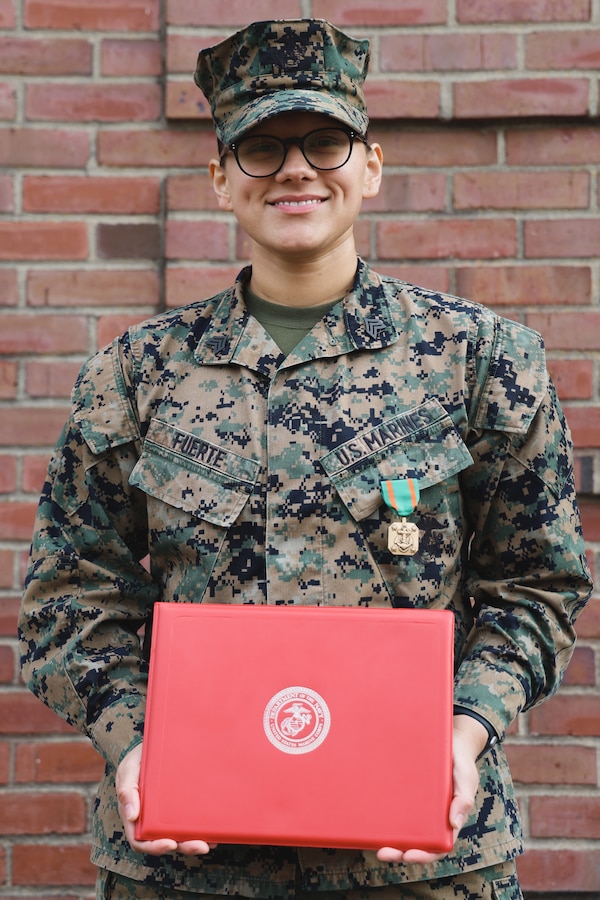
xmin=376 ymin=714 xmax=487 ymax=864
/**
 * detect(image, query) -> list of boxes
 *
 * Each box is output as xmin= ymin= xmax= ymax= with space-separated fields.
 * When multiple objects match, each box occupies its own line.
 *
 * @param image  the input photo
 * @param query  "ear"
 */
xmin=362 ymin=143 xmax=383 ymax=200
xmin=209 ymin=158 xmax=234 ymax=212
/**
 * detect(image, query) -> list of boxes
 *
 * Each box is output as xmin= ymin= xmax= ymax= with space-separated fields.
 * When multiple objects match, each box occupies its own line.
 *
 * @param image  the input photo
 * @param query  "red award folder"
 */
xmin=136 ymin=603 xmax=454 ymax=852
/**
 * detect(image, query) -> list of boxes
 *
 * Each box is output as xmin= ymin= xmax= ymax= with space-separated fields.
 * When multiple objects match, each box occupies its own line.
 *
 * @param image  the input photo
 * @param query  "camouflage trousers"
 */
xmin=96 ymin=861 xmax=522 ymax=900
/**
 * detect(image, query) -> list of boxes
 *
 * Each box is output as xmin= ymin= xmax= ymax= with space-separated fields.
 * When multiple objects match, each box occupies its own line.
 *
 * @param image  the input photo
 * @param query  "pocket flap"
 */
xmin=129 ymin=419 xmax=260 ymax=528
xmin=321 ymin=399 xmax=473 ymax=520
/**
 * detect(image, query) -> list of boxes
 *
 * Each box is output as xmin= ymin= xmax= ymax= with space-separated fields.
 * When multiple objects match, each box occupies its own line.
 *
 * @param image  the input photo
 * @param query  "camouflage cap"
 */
xmin=194 ymin=19 xmax=370 ymax=145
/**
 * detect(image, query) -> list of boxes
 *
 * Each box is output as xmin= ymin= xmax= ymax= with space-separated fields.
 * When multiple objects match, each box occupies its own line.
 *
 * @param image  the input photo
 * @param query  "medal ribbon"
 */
xmin=381 ymin=478 xmax=420 ymax=516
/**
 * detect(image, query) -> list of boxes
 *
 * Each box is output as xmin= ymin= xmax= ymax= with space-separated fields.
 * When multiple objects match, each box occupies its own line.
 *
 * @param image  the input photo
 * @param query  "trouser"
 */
xmin=97 ymin=860 xmax=522 ymax=899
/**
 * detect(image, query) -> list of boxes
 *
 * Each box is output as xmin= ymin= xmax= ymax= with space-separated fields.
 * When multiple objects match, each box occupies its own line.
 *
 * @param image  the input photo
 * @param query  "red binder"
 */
xmin=136 ymin=603 xmax=454 ymax=852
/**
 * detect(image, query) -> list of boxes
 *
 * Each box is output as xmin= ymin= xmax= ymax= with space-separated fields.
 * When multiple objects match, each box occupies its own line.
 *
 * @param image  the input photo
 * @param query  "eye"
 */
xmin=305 ymin=129 xmax=348 ymax=154
xmin=239 ymin=136 xmax=282 ymax=159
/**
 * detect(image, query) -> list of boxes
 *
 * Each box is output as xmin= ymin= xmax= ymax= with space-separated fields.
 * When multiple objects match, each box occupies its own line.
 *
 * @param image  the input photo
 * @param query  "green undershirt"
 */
xmin=245 ymin=288 xmax=341 ymax=356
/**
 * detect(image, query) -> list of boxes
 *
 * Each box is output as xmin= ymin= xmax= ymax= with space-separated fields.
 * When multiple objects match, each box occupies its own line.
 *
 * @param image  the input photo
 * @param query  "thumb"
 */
xmin=116 ymin=744 xmax=143 ymax=822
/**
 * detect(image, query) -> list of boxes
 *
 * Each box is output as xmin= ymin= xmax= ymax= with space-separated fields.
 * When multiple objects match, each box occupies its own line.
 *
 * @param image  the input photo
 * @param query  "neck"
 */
xmin=248 ymin=242 xmax=358 ymax=308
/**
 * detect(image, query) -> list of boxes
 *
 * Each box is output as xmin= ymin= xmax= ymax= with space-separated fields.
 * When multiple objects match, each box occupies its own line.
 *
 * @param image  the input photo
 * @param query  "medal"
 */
xmin=381 ymin=478 xmax=420 ymax=556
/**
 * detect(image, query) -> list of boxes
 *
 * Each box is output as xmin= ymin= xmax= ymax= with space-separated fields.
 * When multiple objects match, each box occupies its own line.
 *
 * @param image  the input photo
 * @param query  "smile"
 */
xmin=272 ymin=198 xmax=324 ymax=209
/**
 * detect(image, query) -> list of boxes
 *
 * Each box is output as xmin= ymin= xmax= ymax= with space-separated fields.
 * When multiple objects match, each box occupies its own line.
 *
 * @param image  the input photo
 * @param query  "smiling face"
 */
xmin=210 ymin=112 xmax=383 ymax=267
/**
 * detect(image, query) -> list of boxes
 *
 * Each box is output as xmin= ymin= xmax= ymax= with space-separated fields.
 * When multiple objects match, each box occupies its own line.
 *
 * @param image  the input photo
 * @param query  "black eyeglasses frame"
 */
xmin=219 ymin=127 xmax=370 ymax=178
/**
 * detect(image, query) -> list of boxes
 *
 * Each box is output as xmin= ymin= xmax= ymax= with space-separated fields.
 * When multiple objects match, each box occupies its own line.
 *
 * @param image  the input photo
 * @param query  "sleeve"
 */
xmin=454 ymin=315 xmax=593 ymax=742
xmin=18 ymin=337 xmax=160 ymax=770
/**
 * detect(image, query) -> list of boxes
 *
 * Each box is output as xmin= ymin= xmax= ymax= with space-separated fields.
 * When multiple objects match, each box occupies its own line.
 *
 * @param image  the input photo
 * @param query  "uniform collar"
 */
xmin=194 ymin=259 xmax=399 ymax=374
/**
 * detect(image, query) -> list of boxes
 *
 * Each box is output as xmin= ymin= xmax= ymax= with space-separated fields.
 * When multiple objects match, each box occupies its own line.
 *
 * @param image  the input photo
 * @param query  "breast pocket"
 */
xmin=129 ymin=418 xmax=260 ymax=550
xmin=321 ymin=399 xmax=474 ymax=608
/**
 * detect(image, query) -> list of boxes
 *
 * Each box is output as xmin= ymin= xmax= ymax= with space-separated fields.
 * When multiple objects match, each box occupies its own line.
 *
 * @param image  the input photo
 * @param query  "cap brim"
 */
xmin=218 ymin=89 xmax=369 ymax=145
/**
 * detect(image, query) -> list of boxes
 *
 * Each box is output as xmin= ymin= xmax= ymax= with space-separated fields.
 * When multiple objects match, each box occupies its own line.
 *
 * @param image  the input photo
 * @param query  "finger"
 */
xmin=177 ymin=840 xmax=214 ymax=856
xmin=376 ymin=847 xmax=405 ymax=863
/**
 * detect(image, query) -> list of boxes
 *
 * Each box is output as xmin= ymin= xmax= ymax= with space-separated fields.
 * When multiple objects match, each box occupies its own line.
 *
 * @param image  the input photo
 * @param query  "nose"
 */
xmin=275 ymin=142 xmax=317 ymax=180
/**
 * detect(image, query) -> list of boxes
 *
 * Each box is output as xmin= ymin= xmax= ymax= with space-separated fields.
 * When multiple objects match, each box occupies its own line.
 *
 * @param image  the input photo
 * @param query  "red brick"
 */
xmin=505 ymin=741 xmax=598 ymax=785
xmin=563 ymin=406 xmax=600 ymax=449
xmin=314 ymin=0 xmax=447 ymax=25
xmin=96 ymin=314 xmax=147 ymax=349
xmin=374 ymin=127 xmax=497 ymax=166
xmin=165 ymin=78 xmax=210 ymax=120
xmin=101 ymin=38 xmax=162 ymax=76
xmin=530 ymin=795 xmax=600 ymax=838
xmin=525 ymin=218 xmax=600 ymax=258
xmin=0 ymin=791 xmax=87 ymax=834
xmin=27 ymin=269 xmax=160 ymax=308
xmin=0 ymin=37 xmax=92 ymax=74
xmin=457 ymin=0 xmax=592 ymax=23
xmin=25 ymin=0 xmax=160 ymax=31
xmin=96 ymin=223 xmax=160 ymax=260
xmin=12 ymin=842 xmax=95 ymax=885
xmin=0 ymin=127 xmax=90 ymax=168
xmin=455 ymin=265 xmax=591 ymax=306
xmin=98 ymin=127 xmax=217 ymax=167
xmin=0 ymin=549 xmax=16 ymax=587
xmin=0 ymin=268 xmax=18 ymax=305
xmin=0 ymin=407 xmax=68 ymax=450
xmin=0 ymin=222 xmax=88 ymax=261
xmin=0 ymin=173 xmax=13 ymax=211
xmin=0 ymin=690 xmax=74 ymax=735
xmin=0 ymin=455 xmax=16 ymax=492
xmin=165 ymin=265 xmax=243 ymax=307
xmin=26 ymin=361 xmax=83 ymax=399
xmin=167 ymin=174 xmax=221 ymax=212
xmin=573 ymin=596 xmax=600 ymax=639
xmin=518 ymin=848 xmax=600 ymax=893
xmin=0 ymin=501 xmax=38 ymax=540
xmin=0 ymin=360 xmax=18 ymax=400
xmin=454 ymin=171 xmax=589 ymax=210
xmin=579 ymin=497 xmax=600 ymax=541
xmin=381 ymin=33 xmax=517 ymax=72
xmin=0 ymin=314 xmax=88 ymax=354
xmin=15 ymin=740 xmax=104 ymax=783
xmin=166 ymin=0 xmax=303 ymax=27
xmin=167 ymin=33 xmax=220 ymax=74
xmin=547 ymin=358 xmax=594 ymax=400
xmin=22 ymin=454 xmax=52 ymax=494
xmin=0 ymin=645 xmax=14 ymax=683
xmin=562 ymin=645 xmax=596 ymax=685
xmin=377 ymin=219 xmax=516 ymax=260
xmin=528 ymin=693 xmax=600 ymax=736
xmin=0 ymin=80 xmax=16 ymax=119
xmin=454 ymin=78 xmax=590 ymax=118
xmin=0 ymin=741 xmax=9 ymax=783
xmin=527 ymin=30 xmax=600 ymax=68
xmin=0 ymin=0 xmax=15 ymax=27
xmin=27 ymin=83 xmax=161 ymax=122
xmin=511 ymin=125 xmax=600 ymax=165
xmin=23 ymin=176 xmax=160 ymax=214
xmin=363 ymin=173 xmax=446 ymax=212
xmin=365 ymin=80 xmax=440 ymax=119
xmin=527 ymin=312 xmax=600 ymax=350
xmin=166 ymin=220 xmax=230 ymax=261
xmin=0 ymin=597 xmax=19 ymax=637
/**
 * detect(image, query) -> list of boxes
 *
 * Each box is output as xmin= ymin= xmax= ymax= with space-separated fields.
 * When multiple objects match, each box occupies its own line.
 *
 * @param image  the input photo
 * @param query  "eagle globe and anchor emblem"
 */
xmin=263 ymin=687 xmax=331 ymax=754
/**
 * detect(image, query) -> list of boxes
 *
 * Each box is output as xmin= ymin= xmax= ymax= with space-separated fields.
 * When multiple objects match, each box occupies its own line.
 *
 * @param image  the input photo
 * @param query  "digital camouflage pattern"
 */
xmin=20 ymin=260 xmax=592 ymax=895
xmin=194 ymin=20 xmax=370 ymax=145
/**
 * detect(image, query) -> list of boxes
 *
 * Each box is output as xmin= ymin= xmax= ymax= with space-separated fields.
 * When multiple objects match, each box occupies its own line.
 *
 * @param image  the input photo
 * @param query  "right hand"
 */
xmin=116 ymin=742 xmax=216 ymax=857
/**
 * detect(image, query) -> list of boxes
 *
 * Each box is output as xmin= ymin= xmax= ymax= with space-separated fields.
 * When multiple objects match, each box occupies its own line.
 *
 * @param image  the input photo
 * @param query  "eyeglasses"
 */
xmin=221 ymin=127 xmax=369 ymax=178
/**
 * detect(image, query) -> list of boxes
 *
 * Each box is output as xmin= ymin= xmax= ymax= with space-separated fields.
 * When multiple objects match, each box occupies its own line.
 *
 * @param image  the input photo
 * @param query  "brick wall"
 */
xmin=1 ymin=0 xmax=599 ymax=895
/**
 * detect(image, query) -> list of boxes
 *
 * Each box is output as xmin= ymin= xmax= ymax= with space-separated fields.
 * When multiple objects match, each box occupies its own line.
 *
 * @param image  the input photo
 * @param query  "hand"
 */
xmin=376 ymin=714 xmax=486 ymax=865
xmin=116 ymin=742 xmax=217 ymax=857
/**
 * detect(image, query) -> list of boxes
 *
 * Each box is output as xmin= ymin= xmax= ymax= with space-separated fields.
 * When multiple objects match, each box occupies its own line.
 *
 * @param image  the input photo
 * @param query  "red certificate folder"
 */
xmin=136 ymin=603 xmax=454 ymax=852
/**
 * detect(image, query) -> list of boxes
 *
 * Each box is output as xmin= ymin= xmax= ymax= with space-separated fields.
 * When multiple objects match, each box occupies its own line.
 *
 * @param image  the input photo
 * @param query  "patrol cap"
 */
xmin=194 ymin=18 xmax=370 ymax=145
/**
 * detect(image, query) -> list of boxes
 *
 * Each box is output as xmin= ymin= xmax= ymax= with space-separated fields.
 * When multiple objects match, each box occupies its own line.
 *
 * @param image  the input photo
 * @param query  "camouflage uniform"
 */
xmin=20 ymin=260 xmax=592 ymax=896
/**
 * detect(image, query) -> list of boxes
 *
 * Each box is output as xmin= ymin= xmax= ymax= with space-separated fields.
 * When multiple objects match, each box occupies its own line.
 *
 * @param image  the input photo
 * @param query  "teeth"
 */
xmin=277 ymin=199 xmax=320 ymax=207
